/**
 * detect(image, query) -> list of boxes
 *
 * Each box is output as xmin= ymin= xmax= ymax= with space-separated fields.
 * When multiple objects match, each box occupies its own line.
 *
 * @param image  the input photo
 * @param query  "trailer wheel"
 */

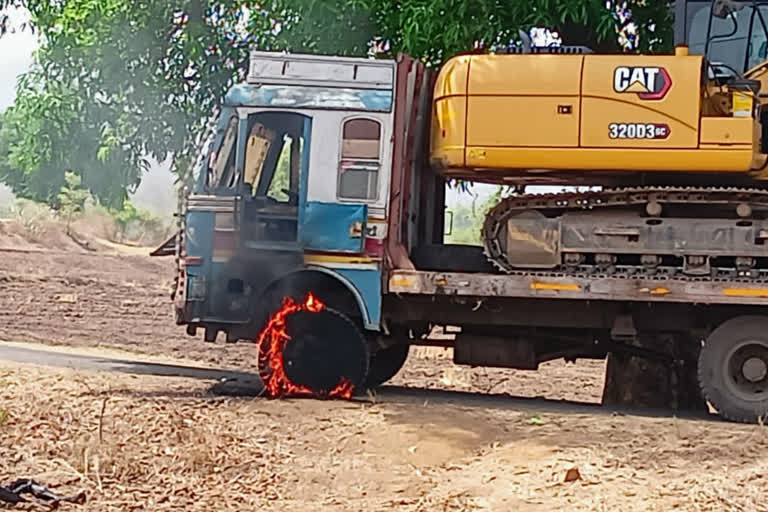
xmin=364 ymin=343 xmax=410 ymax=389
xmin=698 ymin=316 xmax=768 ymax=423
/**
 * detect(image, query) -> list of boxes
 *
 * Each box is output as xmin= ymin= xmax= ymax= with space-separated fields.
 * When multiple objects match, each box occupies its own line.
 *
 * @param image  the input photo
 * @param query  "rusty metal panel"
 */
xmin=386 ymin=56 xmax=416 ymax=270
xmin=248 ymin=51 xmax=394 ymax=90
xmin=187 ymin=195 xmax=236 ymax=213
xmin=504 ymin=213 xmax=560 ymax=268
xmin=454 ymin=335 xmax=538 ymax=370
xmin=560 ymin=212 xmax=768 ymax=257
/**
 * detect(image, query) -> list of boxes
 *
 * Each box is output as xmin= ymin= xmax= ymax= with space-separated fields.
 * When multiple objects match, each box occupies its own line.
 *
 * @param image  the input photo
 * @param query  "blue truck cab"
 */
xmin=168 ymin=52 xmax=402 ymax=343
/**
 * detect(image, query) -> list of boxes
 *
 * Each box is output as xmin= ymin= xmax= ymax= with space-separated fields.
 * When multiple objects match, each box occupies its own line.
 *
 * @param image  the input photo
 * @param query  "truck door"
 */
xmin=238 ymin=111 xmax=308 ymax=255
xmin=177 ymin=112 xmax=241 ymax=325
xmin=182 ymin=111 xmax=311 ymax=326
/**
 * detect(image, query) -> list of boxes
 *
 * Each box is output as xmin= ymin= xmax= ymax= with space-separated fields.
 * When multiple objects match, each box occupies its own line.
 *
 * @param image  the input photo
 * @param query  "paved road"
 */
xmin=0 ymin=341 xmax=262 ymax=390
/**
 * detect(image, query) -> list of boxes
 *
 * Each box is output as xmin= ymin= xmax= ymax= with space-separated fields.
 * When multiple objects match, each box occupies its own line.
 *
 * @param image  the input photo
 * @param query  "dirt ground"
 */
xmin=0 ymin=221 xmax=606 ymax=403
xmin=1 ymin=221 xmax=768 ymax=511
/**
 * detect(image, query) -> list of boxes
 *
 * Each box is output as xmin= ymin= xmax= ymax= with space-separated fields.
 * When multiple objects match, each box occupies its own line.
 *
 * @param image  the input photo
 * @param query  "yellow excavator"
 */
xmin=431 ymin=0 xmax=768 ymax=279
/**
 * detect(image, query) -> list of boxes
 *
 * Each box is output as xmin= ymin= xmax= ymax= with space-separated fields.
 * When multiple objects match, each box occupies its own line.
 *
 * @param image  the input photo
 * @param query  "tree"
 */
xmin=57 ymin=171 xmax=90 ymax=235
xmin=0 ymin=0 xmax=673 ymax=208
xmin=1 ymin=0 xmax=283 ymax=207
xmin=0 ymin=65 xmax=149 ymax=208
xmin=279 ymin=1 xmax=674 ymax=61
xmin=446 ymin=186 xmax=506 ymax=245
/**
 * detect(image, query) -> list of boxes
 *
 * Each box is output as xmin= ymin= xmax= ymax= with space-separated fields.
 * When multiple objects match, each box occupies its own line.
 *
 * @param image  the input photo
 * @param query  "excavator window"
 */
xmin=684 ymin=0 xmax=768 ymax=73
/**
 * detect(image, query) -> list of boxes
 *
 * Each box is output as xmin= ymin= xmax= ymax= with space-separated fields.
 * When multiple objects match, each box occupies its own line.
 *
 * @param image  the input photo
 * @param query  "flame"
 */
xmin=257 ymin=293 xmax=354 ymax=399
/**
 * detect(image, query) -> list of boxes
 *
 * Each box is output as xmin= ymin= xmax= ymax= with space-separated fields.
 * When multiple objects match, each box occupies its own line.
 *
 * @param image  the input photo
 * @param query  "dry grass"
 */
xmin=4 ymin=217 xmax=767 ymax=511
xmin=3 ymin=200 xmax=61 ymax=246
xmin=0 ymin=201 xmax=172 ymax=254
xmin=0 ymin=363 xmax=467 ymax=512
xmin=0 ymin=367 xmax=287 ymax=510
xmin=2 ymin=361 xmax=768 ymax=512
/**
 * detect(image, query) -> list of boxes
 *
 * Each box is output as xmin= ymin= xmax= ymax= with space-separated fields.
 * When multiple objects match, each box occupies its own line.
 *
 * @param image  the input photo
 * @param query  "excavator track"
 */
xmin=482 ymin=186 xmax=768 ymax=282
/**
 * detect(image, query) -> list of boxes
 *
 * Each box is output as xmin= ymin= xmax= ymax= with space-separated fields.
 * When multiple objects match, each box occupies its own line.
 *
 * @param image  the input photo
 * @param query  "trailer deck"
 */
xmin=388 ymin=269 xmax=768 ymax=306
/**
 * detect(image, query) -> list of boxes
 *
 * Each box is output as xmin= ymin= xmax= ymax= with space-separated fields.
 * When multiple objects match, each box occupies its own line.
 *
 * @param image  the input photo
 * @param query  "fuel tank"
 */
xmin=430 ymin=53 xmax=760 ymax=184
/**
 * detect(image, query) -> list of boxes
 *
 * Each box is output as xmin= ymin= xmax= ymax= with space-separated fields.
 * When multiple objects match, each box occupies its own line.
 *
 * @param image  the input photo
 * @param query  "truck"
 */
xmin=153 ymin=0 xmax=768 ymax=422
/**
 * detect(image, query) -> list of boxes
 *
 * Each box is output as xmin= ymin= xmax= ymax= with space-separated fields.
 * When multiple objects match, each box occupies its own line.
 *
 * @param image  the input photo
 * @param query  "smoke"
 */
xmin=130 ymin=157 xmax=177 ymax=218
xmin=0 ymin=183 xmax=13 ymax=206
xmin=0 ymin=8 xmax=35 ymax=112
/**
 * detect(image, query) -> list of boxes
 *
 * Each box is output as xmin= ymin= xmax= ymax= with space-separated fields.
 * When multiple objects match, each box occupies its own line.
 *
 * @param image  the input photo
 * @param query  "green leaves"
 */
xmin=0 ymin=0 xmax=673 ymax=212
xmin=58 ymin=171 xmax=91 ymax=233
xmin=283 ymin=0 xmax=672 ymax=65
xmin=1 ymin=0 xmax=251 ymax=208
xmin=269 ymin=0 xmax=376 ymax=56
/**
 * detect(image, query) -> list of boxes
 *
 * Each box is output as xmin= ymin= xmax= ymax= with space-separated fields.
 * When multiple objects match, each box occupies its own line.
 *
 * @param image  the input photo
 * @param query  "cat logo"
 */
xmin=613 ymin=66 xmax=672 ymax=100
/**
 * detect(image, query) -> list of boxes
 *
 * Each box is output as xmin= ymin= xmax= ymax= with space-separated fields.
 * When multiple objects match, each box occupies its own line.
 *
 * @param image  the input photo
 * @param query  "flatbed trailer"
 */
xmin=384 ymin=268 xmax=768 ymax=346
xmin=387 ymin=270 xmax=768 ymax=306
xmin=157 ymin=47 xmax=768 ymax=423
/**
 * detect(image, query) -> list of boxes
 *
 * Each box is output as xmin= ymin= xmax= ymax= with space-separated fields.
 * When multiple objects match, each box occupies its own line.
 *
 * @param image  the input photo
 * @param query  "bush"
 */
xmin=0 ymin=195 xmax=171 ymax=248
xmin=75 ymin=201 xmax=172 ymax=246
xmin=10 ymin=198 xmax=57 ymax=243
xmin=445 ymin=186 xmax=504 ymax=246
xmin=111 ymin=201 xmax=172 ymax=246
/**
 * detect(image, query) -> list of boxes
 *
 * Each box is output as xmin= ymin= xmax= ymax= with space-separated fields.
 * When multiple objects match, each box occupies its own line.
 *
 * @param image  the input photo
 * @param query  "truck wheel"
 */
xmin=364 ymin=343 xmax=410 ymax=389
xmin=281 ymin=307 xmax=369 ymax=392
xmin=698 ymin=316 xmax=768 ymax=423
xmin=257 ymin=292 xmax=369 ymax=397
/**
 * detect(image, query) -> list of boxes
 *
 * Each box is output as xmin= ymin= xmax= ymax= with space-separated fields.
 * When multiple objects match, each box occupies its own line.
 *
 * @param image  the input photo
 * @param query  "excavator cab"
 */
xmin=677 ymin=0 xmax=768 ymax=76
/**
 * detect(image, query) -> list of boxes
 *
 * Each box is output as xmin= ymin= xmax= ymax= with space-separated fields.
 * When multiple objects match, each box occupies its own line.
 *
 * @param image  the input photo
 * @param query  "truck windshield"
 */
xmin=201 ymin=111 xmax=305 ymax=204
xmin=688 ymin=2 xmax=768 ymax=73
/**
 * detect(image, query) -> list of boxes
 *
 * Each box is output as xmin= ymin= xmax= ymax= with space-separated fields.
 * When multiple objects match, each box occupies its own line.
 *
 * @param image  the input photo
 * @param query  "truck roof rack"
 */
xmin=247 ymin=51 xmax=395 ymax=90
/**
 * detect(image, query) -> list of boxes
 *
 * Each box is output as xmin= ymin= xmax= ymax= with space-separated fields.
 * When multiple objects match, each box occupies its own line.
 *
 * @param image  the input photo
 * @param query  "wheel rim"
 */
xmin=723 ymin=338 xmax=768 ymax=403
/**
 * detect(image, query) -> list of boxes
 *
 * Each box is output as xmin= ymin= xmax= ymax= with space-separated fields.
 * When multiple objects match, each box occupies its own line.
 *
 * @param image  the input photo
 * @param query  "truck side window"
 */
xmin=338 ymin=118 xmax=381 ymax=201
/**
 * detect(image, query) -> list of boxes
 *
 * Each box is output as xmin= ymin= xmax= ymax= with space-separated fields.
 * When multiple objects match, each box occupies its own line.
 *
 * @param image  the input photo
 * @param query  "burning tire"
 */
xmin=364 ymin=343 xmax=410 ymax=389
xmin=257 ymin=294 xmax=369 ymax=399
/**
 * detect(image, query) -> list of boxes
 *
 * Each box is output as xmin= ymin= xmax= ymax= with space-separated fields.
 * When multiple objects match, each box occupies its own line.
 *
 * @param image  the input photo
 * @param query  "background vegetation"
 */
xmin=0 ymin=0 xmax=672 ymax=219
